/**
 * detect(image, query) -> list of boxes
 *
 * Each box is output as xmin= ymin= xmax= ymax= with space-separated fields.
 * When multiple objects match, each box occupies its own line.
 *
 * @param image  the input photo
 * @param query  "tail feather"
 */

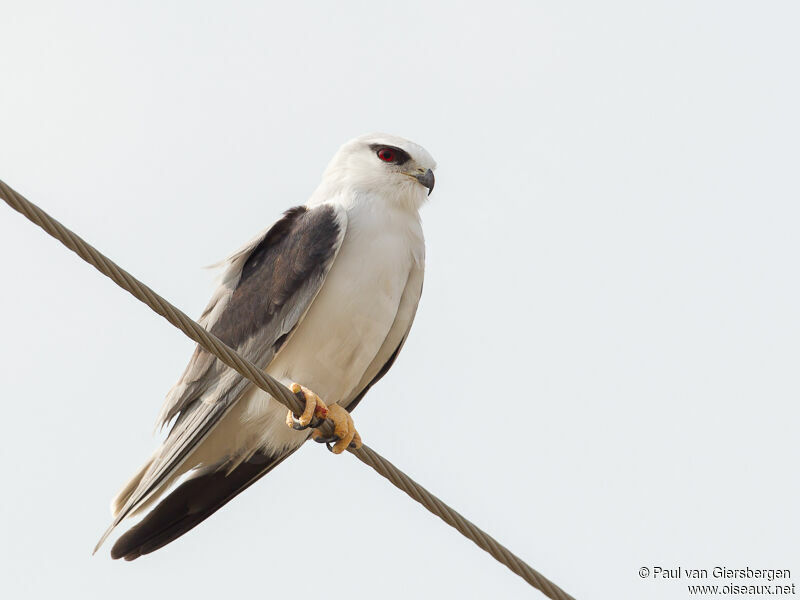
xmin=111 ymin=456 xmax=155 ymax=518
xmin=110 ymin=449 xmax=295 ymax=561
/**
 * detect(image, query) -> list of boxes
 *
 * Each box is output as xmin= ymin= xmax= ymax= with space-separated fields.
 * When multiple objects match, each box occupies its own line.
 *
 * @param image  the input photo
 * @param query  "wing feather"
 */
xmin=95 ymin=203 xmax=347 ymax=552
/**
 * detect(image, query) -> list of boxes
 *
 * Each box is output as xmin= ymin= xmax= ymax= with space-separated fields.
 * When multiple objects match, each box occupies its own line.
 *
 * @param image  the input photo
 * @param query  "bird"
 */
xmin=94 ymin=133 xmax=436 ymax=561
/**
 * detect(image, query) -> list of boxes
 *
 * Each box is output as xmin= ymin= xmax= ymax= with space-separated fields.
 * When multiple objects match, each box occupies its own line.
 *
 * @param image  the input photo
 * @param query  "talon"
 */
xmin=285 ymin=383 xmax=328 ymax=430
xmin=327 ymin=404 xmax=361 ymax=454
xmin=310 ymin=429 xmax=339 ymax=444
xmin=285 ymin=383 xmax=362 ymax=453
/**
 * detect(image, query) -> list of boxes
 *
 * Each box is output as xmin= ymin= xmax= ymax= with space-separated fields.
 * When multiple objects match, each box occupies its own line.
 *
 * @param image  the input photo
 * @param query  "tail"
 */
xmin=110 ymin=449 xmax=295 ymax=561
xmin=111 ymin=455 xmax=155 ymax=518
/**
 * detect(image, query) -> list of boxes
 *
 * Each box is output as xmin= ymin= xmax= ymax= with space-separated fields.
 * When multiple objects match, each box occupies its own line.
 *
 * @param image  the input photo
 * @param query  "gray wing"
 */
xmin=95 ymin=203 xmax=347 ymax=551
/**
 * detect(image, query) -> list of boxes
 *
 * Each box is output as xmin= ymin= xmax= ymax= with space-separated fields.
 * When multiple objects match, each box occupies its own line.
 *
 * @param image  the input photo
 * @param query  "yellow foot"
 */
xmin=286 ymin=383 xmax=329 ymax=428
xmin=286 ymin=383 xmax=362 ymax=454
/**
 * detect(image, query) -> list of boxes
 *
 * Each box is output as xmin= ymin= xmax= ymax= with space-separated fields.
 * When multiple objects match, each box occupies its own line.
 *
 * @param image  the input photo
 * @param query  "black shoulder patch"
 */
xmin=210 ymin=204 xmax=341 ymax=348
xmin=240 ymin=206 xmax=308 ymax=281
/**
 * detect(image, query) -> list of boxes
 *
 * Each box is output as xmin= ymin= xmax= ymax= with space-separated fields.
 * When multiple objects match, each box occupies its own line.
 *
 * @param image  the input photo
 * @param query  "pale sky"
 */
xmin=1 ymin=2 xmax=798 ymax=599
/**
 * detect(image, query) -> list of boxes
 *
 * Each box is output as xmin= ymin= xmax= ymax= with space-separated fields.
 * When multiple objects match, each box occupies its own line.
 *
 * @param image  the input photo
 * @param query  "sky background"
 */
xmin=1 ymin=2 xmax=798 ymax=599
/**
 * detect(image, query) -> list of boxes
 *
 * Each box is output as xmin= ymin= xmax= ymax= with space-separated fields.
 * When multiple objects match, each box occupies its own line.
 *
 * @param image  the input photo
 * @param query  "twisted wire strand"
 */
xmin=0 ymin=180 xmax=575 ymax=600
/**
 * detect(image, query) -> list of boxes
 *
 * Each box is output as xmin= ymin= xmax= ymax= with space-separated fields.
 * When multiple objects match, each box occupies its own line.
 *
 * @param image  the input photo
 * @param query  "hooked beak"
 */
xmin=413 ymin=169 xmax=435 ymax=195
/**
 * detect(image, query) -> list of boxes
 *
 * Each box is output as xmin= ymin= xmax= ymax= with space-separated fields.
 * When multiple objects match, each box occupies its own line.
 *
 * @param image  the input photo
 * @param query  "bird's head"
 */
xmin=318 ymin=133 xmax=437 ymax=211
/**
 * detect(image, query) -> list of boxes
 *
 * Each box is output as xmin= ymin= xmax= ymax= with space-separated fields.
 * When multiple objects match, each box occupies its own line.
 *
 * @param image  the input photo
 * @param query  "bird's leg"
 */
xmin=286 ymin=383 xmax=328 ymax=429
xmin=310 ymin=404 xmax=362 ymax=454
xmin=285 ymin=383 xmax=362 ymax=454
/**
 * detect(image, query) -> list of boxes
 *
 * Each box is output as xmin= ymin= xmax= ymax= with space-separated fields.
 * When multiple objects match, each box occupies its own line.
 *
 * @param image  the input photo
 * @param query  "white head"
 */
xmin=314 ymin=133 xmax=437 ymax=211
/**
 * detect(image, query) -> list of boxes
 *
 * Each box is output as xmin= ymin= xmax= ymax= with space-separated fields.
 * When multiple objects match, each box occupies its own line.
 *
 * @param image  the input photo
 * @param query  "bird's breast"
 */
xmin=266 ymin=205 xmax=423 ymax=403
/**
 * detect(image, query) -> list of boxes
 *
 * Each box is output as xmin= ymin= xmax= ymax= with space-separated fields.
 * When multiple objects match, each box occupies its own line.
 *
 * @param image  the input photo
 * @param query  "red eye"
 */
xmin=377 ymin=148 xmax=396 ymax=162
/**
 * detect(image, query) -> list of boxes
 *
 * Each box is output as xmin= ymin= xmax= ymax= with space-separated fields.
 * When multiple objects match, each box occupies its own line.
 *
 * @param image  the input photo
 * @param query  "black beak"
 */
xmin=414 ymin=169 xmax=435 ymax=195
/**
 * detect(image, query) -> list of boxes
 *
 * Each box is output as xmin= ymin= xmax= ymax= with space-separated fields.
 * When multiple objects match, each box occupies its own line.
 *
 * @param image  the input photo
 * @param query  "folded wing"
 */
xmin=95 ymin=203 xmax=347 ymax=553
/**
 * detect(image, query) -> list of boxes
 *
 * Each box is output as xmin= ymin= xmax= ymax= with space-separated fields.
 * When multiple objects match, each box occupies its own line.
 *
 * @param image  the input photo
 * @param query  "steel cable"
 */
xmin=1 ymin=180 xmax=575 ymax=600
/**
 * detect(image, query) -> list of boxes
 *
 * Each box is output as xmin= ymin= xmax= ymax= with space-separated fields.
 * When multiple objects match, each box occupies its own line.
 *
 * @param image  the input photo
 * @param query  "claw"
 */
xmin=285 ymin=383 xmax=362 ymax=454
xmin=326 ymin=404 xmax=362 ymax=454
xmin=285 ymin=383 xmax=328 ymax=430
xmin=288 ymin=412 xmax=323 ymax=431
xmin=311 ymin=430 xmax=340 ymax=444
